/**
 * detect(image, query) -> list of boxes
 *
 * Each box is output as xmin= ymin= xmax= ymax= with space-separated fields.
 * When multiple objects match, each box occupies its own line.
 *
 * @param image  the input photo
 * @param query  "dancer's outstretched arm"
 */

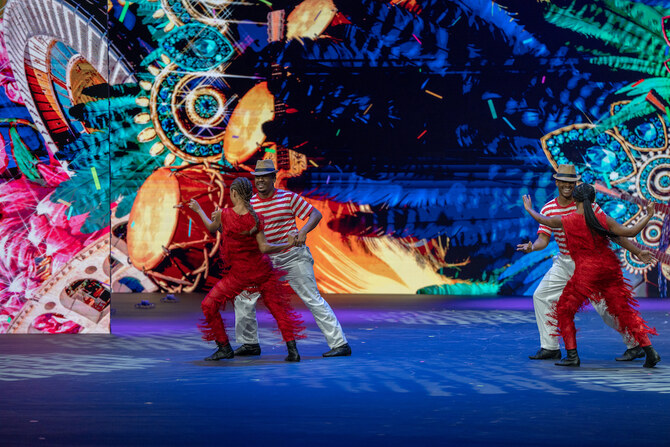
xmin=188 ymin=199 xmax=221 ymax=235
xmin=517 ymin=233 xmax=550 ymax=253
xmin=522 ymin=195 xmax=562 ymax=228
xmin=256 ymin=231 xmax=296 ymax=254
xmin=605 ymin=202 xmax=655 ymax=238
xmin=612 ymin=236 xmax=657 ymax=264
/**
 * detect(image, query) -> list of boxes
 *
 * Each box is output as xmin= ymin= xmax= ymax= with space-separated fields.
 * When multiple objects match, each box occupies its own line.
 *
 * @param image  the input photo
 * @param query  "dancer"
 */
xmin=522 ymin=183 xmax=660 ymax=367
xmin=233 ymin=159 xmax=351 ymax=358
xmin=518 ymin=164 xmax=651 ymax=361
xmin=189 ymin=177 xmax=304 ymax=362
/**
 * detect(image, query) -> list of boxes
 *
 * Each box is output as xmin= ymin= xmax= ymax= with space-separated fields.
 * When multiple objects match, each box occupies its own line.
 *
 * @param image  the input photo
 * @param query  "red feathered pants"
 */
xmin=552 ymin=278 xmax=656 ymax=350
xmin=200 ymin=268 xmax=304 ymax=345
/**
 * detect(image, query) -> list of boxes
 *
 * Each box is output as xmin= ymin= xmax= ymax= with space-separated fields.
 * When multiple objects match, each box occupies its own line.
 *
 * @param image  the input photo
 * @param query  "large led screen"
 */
xmin=1 ymin=0 xmax=668 ymax=334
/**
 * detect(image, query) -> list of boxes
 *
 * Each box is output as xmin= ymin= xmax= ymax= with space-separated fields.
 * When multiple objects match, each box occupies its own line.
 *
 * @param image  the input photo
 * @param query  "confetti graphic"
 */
xmin=502 ymin=117 xmax=515 ymax=130
xmin=91 ymin=167 xmax=101 ymax=190
xmin=119 ymin=1 xmax=131 ymax=22
xmin=487 ymin=99 xmax=497 ymax=119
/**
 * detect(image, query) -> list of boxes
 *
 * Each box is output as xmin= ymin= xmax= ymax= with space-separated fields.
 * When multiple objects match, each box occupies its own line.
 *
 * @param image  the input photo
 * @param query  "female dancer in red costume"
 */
xmin=189 ymin=177 xmax=304 ymax=362
xmin=523 ymin=183 xmax=660 ymax=368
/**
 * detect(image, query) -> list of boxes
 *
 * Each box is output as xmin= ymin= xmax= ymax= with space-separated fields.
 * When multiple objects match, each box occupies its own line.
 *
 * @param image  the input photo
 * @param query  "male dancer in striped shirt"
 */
xmin=517 ymin=164 xmax=652 ymax=361
xmin=233 ymin=159 xmax=351 ymax=358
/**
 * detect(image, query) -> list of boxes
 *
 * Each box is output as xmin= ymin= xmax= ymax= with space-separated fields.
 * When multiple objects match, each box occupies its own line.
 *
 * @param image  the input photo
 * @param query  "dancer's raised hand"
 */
xmin=646 ymin=201 xmax=655 ymax=217
xmin=188 ymin=198 xmax=201 ymax=212
xmin=516 ymin=241 xmax=533 ymax=253
xmin=522 ymin=195 xmax=533 ymax=213
xmin=636 ymin=250 xmax=657 ymax=265
xmin=211 ymin=206 xmax=221 ymax=222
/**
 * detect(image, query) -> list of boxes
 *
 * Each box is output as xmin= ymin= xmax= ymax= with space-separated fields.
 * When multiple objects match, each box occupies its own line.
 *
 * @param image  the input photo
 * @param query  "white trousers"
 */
xmin=533 ymin=254 xmax=636 ymax=350
xmin=234 ymin=245 xmax=347 ymax=349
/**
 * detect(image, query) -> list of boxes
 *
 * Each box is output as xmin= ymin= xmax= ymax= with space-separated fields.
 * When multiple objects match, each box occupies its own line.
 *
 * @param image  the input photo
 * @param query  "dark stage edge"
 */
xmin=1 ymin=294 xmax=670 ymax=447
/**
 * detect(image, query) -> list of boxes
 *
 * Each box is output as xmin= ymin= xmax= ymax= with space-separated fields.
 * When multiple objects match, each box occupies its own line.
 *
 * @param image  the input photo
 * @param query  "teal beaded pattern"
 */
xmin=541 ymin=124 xmax=636 ymax=186
xmin=160 ymin=23 xmax=234 ymax=72
xmin=150 ymin=69 xmax=228 ymax=162
xmin=611 ymin=102 xmax=668 ymax=152
xmin=639 ymin=156 xmax=670 ymax=202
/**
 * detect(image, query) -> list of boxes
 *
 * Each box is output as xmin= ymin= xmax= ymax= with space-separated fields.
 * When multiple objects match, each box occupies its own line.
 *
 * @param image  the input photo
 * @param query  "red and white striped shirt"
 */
xmin=538 ymin=198 xmax=603 ymax=256
xmin=251 ymin=189 xmax=313 ymax=245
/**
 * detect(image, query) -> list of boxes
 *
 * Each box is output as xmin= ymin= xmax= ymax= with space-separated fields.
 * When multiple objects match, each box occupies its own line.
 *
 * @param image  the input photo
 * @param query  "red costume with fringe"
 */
xmin=199 ymin=208 xmax=304 ymax=344
xmin=550 ymin=212 xmax=657 ymax=350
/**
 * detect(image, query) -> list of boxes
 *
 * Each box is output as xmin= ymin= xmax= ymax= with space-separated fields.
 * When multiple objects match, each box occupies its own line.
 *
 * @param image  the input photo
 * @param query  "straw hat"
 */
xmin=250 ymin=159 xmax=278 ymax=176
xmin=553 ymin=164 xmax=581 ymax=181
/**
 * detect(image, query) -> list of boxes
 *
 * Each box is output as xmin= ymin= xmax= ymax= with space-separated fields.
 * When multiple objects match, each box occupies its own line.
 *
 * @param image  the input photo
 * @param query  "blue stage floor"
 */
xmin=1 ymin=294 xmax=669 ymax=446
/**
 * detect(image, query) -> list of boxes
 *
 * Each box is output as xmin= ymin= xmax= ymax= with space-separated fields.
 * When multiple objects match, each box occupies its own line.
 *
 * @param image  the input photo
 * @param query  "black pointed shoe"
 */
xmin=529 ymin=348 xmax=561 ymax=360
xmin=322 ymin=343 xmax=352 ymax=358
xmin=555 ymin=349 xmax=580 ymax=367
xmin=205 ymin=342 xmax=234 ymax=361
xmin=234 ymin=343 xmax=261 ymax=356
xmin=643 ymin=345 xmax=661 ymax=368
xmin=285 ymin=340 xmax=300 ymax=362
xmin=615 ymin=346 xmax=645 ymax=361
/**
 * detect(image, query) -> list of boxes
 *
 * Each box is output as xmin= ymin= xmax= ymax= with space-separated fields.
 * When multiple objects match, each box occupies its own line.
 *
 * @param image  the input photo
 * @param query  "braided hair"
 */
xmin=230 ymin=177 xmax=260 ymax=235
xmin=573 ymin=183 xmax=617 ymax=239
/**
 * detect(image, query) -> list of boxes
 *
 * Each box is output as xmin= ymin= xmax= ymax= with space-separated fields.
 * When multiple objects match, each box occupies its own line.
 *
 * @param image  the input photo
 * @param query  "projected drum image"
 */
xmin=286 ymin=0 xmax=337 ymax=40
xmin=222 ymin=82 xmax=275 ymax=165
xmin=127 ymin=164 xmax=228 ymax=293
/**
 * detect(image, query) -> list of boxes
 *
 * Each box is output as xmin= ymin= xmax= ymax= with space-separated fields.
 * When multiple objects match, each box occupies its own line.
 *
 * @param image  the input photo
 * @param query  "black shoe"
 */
xmin=615 ymin=346 xmax=645 ymax=361
xmin=234 ymin=343 xmax=261 ymax=356
xmin=555 ymin=349 xmax=580 ymax=367
xmin=322 ymin=343 xmax=352 ymax=358
xmin=529 ymin=348 xmax=561 ymax=360
xmin=643 ymin=345 xmax=661 ymax=368
xmin=285 ymin=340 xmax=300 ymax=362
xmin=205 ymin=342 xmax=234 ymax=361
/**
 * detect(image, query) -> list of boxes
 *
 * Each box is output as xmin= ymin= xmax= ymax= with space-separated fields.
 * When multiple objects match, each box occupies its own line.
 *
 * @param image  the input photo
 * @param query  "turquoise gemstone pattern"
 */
xmin=612 ymin=103 xmax=667 ymax=151
xmin=161 ymin=23 xmax=233 ymax=72
xmin=542 ymin=125 xmax=635 ymax=185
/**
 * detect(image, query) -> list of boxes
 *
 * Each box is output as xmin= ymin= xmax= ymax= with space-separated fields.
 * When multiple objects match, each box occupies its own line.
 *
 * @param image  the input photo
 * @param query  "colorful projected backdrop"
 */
xmin=1 ymin=0 xmax=668 ymax=334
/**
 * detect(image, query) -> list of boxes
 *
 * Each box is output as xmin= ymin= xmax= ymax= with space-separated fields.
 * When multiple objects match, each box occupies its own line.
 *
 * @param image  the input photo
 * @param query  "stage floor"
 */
xmin=1 ymin=294 xmax=669 ymax=446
